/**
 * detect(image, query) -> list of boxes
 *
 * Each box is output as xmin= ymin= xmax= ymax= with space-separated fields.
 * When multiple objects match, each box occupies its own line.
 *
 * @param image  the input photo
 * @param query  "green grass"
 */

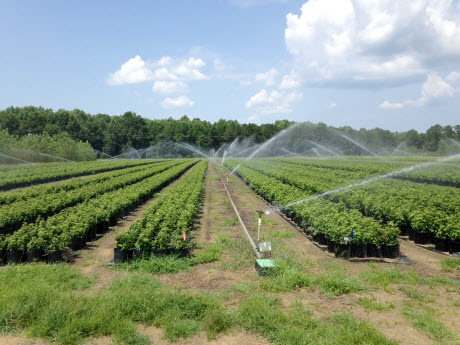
xmin=217 ymin=235 xmax=255 ymax=270
xmin=238 ymin=294 xmax=397 ymax=345
xmin=116 ymin=242 xmax=223 ymax=274
xmin=0 ymin=262 xmax=402 ymax=345
xmin=403 ymin=308 xmax=456 ymax=343
xmin=0 ymin=264 xmax=231 ymax=344
xmin=269 ymin=230 xmax=296 ymax=239
xmin=399 ymin=286 xmax=427 ymax=302
xmin=260 ymin=259 xmax=315 ymax=292
xmin=441 ymin=257 xmax=460 ymax=272
xmin=318 ymin=271 xmax=366 ymax=297
xmin=361 ymin=266 xmax=419 ymax=287
xmin=358 ymin=297 xmax=395 ymax=311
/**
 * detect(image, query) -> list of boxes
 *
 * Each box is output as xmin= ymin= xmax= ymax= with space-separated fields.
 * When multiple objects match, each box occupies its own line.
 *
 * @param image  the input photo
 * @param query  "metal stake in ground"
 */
xmin=256 ymin=210 xmax=263 ymax=243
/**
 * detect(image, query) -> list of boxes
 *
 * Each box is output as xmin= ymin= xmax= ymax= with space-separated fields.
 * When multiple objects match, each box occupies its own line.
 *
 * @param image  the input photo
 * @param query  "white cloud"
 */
xmin=152 ymin=57 xmax=206 ymax=81
xmin=108 ymin=56 xmax=206 ymax=87
xmin=280 ymin=73 xmax=301 ymax=89
xmin=447 ymin=71 xmax=460 ymax=83
xmin=285 ymin=0 xmax=460 ymax=87
xmin=255 ymin=68 xmax=279 ymax=87
xmin=152 ymin=80 xmax=189 ymax=95
xmin=107 ymin=56 xmax=154 ymax=85
xmin=161 ymin=95 xmax=195 ymax=109
xmin=379 ymin=100 xmax=405 ymax=110
xmin=379 ymin=72 xmax=456 ymax=109
xmin=245 ymin=89 xmax=302 ymax=114
xmin=329 ymin=103 xmax=337 ymax=108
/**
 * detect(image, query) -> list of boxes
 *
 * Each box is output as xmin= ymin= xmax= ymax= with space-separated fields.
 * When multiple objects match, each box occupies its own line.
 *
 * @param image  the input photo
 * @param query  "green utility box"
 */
xmin=255 ymin=258 xmax=276 ymax=276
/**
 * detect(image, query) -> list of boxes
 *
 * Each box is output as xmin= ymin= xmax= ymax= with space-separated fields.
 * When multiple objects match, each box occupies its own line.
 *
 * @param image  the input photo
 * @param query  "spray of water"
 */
xmin=305 ymin=139 xmax=341 ymax=157
xmin=448 ymin=138 xmax=460 ymax=148
xmin=221 ymin=150 xmax=227 ymax=167
xmin=93 ymin=149 xmax=114 ymax=159
xmin=228 ymin=123 xmax=299 ymax=177
xmin=9 ymin=147 xmax=75 ymax=163
xmin=111 ymin=148 xmax=141 ymax=160
xmin=280 ymin=148 xmax=299 ymax=157
xmin=281 ymin=153 xmax=460 ymax=209
xmin=178 ymin=143 xmax=210 ymax=159
xmin=339 ymin=133 xmax=381 ymax=158
xmin=393 ymin=141 xmax=406 ymax=154
xmin=0 ymin=152 xmax=37 ymax=165
xmin=311 ymin=148 xmax=321 ymax=157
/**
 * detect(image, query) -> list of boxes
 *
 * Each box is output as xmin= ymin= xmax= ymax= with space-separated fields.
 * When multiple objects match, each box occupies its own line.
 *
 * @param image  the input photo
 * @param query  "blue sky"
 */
xmin=1 ymin=0 xmax=459 ymax=132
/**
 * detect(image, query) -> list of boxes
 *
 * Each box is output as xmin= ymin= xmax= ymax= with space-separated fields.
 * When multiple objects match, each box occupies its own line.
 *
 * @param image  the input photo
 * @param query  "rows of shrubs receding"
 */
xmin=0 ymin=160 xmax=198 ymax=264
xmin=114 ymin=161 xmax=207 ymax=262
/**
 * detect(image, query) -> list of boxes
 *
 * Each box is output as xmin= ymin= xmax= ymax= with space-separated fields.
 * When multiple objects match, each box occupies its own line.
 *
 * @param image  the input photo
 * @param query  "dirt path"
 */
xmin=158 ymin=164 xmax=258 ymax=292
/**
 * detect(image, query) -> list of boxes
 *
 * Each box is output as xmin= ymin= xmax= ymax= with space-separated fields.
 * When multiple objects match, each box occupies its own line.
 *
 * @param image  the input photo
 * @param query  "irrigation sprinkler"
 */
xmin=254 ymin=210 xmax=275 ymax=275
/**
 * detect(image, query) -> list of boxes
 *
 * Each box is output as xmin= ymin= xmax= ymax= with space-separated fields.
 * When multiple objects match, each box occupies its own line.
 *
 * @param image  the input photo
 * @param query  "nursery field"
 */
xmin=0 ymin=157 xmax=459 ymax=345
xmin=225 ymin=157 xmax=460 ymax=255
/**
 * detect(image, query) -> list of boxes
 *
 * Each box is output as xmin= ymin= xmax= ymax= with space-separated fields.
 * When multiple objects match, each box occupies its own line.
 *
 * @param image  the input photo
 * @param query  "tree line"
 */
xmin=0 ymin=106 xmax=459 ymax=156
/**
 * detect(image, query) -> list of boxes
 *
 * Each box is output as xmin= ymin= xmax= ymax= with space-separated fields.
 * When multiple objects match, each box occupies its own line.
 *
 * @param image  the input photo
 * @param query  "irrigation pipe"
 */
xmin=214 ymin=164 xmax=261 ymax=259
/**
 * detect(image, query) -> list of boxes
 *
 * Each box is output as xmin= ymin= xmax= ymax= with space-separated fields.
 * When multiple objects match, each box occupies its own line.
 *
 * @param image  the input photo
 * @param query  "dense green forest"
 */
xmin=0 ymin=106 xmax=459 ymax=158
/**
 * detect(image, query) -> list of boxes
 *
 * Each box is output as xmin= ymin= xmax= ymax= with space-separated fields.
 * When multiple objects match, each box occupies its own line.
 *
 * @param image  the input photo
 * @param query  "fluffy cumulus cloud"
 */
xmin=108 ymin=56 xmax=207 ymax=107
xmin=109 ymin=56 xmax=206 ymax=86
xmin=255 ymin=68 xmax=279 ymax=87
xmin=380 ymin=73 xmax=456 ymax=109
xmin=245 ymin=89 xmax=302 ymax=114
xmin=161 ymin=95 xmax=195 ymax=109
xmin=107 ymin=56 xmax=154 ymax=85
xmin=285 ymin=0 xmax=460 ymax=86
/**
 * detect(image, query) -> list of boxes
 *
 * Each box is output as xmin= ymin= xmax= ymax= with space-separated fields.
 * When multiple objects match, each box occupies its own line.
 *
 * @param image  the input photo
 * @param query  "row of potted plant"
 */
xmin=114 ymin=161 xmax=207 ymax=262
xmin=226 ymin=164 xmax=400 ymax=253
xmin=0 ymin=160 xmax=183 ymax=233
xmin=1 ymin=160 xmax=198 ymax=264
xmin=0 ymin=159 xmax=155 ymax=190
xmin=0 ymin=160 xmax=166 ymax=205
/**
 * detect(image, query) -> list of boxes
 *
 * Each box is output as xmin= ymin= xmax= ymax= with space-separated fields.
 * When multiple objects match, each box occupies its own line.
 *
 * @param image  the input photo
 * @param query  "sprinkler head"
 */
xmin=256 ymin=210 xmax=264 ymax=217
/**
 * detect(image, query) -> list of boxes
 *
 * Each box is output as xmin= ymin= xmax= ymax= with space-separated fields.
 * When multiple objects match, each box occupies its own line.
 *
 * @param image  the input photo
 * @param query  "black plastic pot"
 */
xmin=312 ymin=233 xmax=319 ymax=242
xmin=70 ymin=237 xmax=86 ymax=251
xmin=96 ymin=222 xmax=105 ymax=234
xmin=7 ymin=251 xmax=24 ymax=264
xmin=109 ymin=216 xmax=117 ymax=226
xmin=435 ymin=238 xmax=450 ymax=252
xmin=414 ymin=232 xmax=429 ymax=244
xmin=318 ymin=233 xmax=328 ymax=245
xmin=132 ymin=249 xmax=148 ymax=260
xmin=335 ymin=244 xmax=351 ymax=259
xmin=90 ymin=226 xmax=97 ymax=241
xmin=383 ymin=244 xmax=400 ymax=259
xmin=450 ymin=240 xmax=460 ymax=254
xmin=27 ymin=250 xmax=44 ymax=263
xmin=399 ymin=227 xmax=408 ymax=237
xmin=327 ymin=239 xmax=336 ymax=253
xmin=367 ymin=244 xmax=383 ymax=258
xmin=114 ymin=248 xmax=130 ymax=263
xmin=48 ymin=250 xmax=64 ymax=263
xmin=408 ymin=228 xmax=415 ymax=241
xmin=352 ymin=243 xmax=367 ymax=258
